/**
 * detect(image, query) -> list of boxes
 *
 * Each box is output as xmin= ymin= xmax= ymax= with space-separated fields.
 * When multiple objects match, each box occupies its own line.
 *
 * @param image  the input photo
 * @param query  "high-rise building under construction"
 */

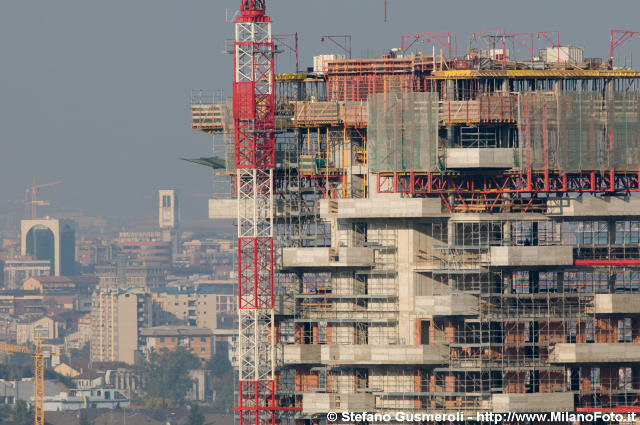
xmin=190 ymin=4 xmax=640 ymax=421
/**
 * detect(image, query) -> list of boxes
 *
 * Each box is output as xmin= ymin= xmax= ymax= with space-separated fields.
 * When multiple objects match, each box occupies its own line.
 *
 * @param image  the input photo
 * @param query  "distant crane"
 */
xmin=24 ymin=178 xmax=61 ymax=219
xmin=0 ymin=331 xmax=58 ymax=425
xmin=0 ymin=199 xmax=51 ymax=216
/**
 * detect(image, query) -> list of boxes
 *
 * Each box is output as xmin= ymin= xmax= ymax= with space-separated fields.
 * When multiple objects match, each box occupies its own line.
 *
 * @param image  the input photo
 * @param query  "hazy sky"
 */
xmin=2 ymin=0 xmax=640 ymax=221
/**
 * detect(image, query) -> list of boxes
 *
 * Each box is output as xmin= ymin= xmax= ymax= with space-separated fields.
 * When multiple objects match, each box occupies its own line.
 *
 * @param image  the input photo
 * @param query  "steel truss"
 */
xmin=233 ymin=2 xmax=280 ymax=425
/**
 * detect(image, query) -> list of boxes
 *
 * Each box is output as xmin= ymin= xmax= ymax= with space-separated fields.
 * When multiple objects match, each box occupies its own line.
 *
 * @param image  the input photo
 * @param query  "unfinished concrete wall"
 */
xmin=414 ymin=294 xmax=479 ymax=317
xmin=282 ymin=247 xmax=374 ymax=268
xmin=490 ymin=246 xmax=573 ymax=266
xmin=595 ymin=294 xmax=640 ymax=314
xmin=550 ymin=343 xmax=640 ymax=363
xmin=319 ymin=198 xmax=442 ymax=219
xmin=547 ymin=196 xmax=640 ymax=216
xmin=492 ymin=393 xmax=574 ymax=412
xmin=444 ymin=148 xmax=516 ymax=169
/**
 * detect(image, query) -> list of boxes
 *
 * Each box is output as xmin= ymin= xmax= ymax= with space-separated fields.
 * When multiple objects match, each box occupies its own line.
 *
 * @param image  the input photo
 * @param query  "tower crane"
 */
xmin=24 ymin=178 xmax=61 ymax=219
xmin=0 ymin=332 xmax=58 ymax=425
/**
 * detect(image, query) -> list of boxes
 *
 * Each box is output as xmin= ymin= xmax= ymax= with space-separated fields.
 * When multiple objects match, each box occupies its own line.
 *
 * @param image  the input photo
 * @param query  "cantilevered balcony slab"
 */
xmin=321 ymin=344 xmax=448 ymax=366
xmin=490 ymin=246 xmax=573 ymax=267
xmin=549 ymin=343 xmax=640 ymax=363
xmin=282 ymin=247 xmax=374 ymax=269
xmin=208 ymin=199 xmax=237 ymax=220
xmin=319 ymin=198 xmax=442 ymax=219
xmin=301 ymin=393 xmax=336 ymax=415
xmin=492 ymin=393 xmax=573 ymax=412
xmin=547 ymin=196 xmax=640 ymax=216
xmin=302 ymin=393 xmax=375 ymax=415
xmin=414 ymin=295 xmax=479 ymax=317
xmin=282 ymin=344 xmax=322 ymax=365
xmin=282 ymin=344 xmax=449 ymax=366
xmin=444 ymin=148 xmax=516 ymax=169
xmin=595 ymin=294 xmax=640 ymax=314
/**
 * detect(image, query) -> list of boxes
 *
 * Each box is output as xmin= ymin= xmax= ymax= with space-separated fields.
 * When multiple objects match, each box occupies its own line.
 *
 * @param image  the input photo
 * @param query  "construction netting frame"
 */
xmin=368 ymin=92 xmax=440 ymax=172
xmin=519 ymin=91 xmax=640 ymax=173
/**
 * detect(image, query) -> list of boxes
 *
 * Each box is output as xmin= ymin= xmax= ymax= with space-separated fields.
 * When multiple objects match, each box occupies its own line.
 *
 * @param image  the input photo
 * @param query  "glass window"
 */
xmin=585 ymin=320 xmax=595 ymax=343
xmin=564 ymin=270 xmax=608 ymax=293
xmin=513 ymin=271 xmax=529 ymax=294
xmin=615 ymin=270 xmax=640 ymax=293
xmin=563 ymin=221 xmax=608 ymax=246
xmin=539 ymin=272 xmax=557 ymax=293
xmin=618 ymin=318 xmax=632 ymax=343
xmin=615 ymin=221 xmax=640 ymax=245
xmin=590 ymin=367 xmax=600 ymax=390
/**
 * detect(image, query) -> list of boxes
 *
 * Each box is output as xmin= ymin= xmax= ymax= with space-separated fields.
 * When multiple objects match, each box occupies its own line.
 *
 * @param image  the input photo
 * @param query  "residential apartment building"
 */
xmin=90 ymin=288 xmax=151 ymax=364
xmin=139 ymin=325 xmax=213 ymax=362
xmin=151 ymin=282 xmax=235 ymax=331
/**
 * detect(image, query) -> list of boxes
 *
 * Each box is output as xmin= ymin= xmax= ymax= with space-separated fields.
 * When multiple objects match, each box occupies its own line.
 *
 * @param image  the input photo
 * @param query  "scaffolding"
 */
xmin=189 ymin=25 xmax=640 ymax=420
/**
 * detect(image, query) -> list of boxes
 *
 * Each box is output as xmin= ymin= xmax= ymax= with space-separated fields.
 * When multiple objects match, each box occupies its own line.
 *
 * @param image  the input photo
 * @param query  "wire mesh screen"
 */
xmin=368 ymin=92 xmax=439 ymax=172
xmin=519 ymin=91 xmax=640 ymax=173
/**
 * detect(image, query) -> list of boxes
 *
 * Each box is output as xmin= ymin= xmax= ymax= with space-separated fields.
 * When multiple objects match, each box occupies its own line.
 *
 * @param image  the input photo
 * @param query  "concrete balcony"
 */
xmin=489 ymin=246 xmax=573 ymax=267
xmin=320 ymin=198 xmax=442 ymax=218
xmin=281 ymin=344 xmax=449 ymax=366
xmin=321 ymin=344 xmax=448 ymax=366
xmin=549 ymin=343 xmax=640 ymax=363
xmin=282 ymin=345 xmax=322 ymax=365
xmin=492 ymin=393 xmax=574 ymax=412
xmin=208 ymin=199 xmax=236 ymax=220
xmin=302 ymin=393 xmax=375 ymax=415
xmin=319 ymin=198 xmax=442 ymax=219
xmin=547 ymin=196 xmax=640 ymax=216
xmin=282 ymin=247 xmax=374 ymax=269
xmin=414 ymin=294 xmax=479 ymax=317
xmin=595 ymin=294 xmax=640 ymax=314
xmin=444 ymin=148 xmax=516 ymax=169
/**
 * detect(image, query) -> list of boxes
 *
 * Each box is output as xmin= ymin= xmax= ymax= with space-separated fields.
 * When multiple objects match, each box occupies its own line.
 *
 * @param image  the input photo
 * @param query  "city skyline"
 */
xmin=2 ymin=0 xmax=640 ymax=220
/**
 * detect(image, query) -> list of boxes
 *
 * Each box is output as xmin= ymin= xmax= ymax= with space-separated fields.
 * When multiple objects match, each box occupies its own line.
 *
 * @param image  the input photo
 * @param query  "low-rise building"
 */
xmin=95 ymin=261 xmax=167 ymax=289
xmin=2 ymin=259 xmax=50 ymax=290
xmin=23 ymin=276 xmax=74 ymax=294
xmin=16 ymin=316 xmax=60 ymax=344
xmin=140 ymin=326 xmax=213 ymax=362
xmin=44 ymin=388 xmax=130 ymax=411
xmin=151 ymin=281 xmax=235 ymax=336
xmin=0 ymin=290 xmax=43 ymax=316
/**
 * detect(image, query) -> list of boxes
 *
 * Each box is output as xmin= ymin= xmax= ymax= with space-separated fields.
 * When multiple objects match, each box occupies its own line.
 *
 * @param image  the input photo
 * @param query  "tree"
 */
xmin=137 ymin=347 xmax=200 ymax=408
xmin=183 ymin=403 xmax=206 ymax=425
xmin=79 ymin=410 xmax=94 ymax=425
xmin=206 ymin=342 xmax=234 ymax=411
xmin=14 ymin=399 xmax=32 ymax=422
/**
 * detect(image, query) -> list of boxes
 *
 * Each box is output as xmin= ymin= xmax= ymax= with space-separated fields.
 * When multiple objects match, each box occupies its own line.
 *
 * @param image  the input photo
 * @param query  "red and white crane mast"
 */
xmin=233 ymin=1 xmax=277 ymax=425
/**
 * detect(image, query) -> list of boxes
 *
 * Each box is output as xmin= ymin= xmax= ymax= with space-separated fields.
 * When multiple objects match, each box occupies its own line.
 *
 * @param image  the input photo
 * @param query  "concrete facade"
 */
xmin=90 ymin=288 xmax=152 ymax=365
xmin=282 ymin=247 xmax=374 ymax=269
xmin=549 ymin=343 xmax=640 ymax=363
xmin=489 ymin=246 xmax=574 ymax=266
xmin=445 ymin=148 xmax=516 ymax=169
xmin=20 ymin=218 xmax=75 ymax=276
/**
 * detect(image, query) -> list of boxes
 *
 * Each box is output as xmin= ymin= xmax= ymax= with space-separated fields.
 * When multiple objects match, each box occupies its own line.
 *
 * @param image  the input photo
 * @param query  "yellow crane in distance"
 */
xmin=0 ymin=331 xmax=58 ymax=425
xmin=24 ymin=178 xmax=61 ymax=219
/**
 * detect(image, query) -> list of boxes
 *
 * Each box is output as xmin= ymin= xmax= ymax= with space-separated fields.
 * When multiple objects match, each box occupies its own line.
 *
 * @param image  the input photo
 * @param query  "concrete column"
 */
xmin=445 ymin=79 xmax=455 ymax=101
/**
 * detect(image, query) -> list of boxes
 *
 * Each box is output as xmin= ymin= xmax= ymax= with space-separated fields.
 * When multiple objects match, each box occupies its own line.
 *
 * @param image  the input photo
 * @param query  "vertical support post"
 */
xmin=233 ymin=2 xmax=278 ymax=425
